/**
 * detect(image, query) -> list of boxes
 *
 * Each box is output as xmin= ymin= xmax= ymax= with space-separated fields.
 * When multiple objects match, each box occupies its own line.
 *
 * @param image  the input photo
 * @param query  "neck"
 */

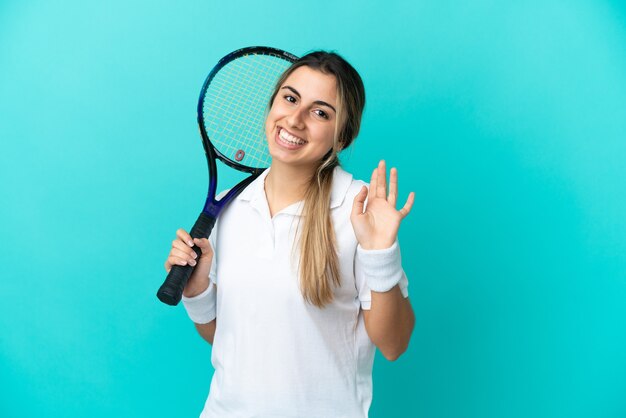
xmin=264 ymin=161 xmax=316 ymax=217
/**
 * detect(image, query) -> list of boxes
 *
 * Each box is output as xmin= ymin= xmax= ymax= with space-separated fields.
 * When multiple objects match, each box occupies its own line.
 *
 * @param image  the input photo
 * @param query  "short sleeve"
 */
xmin=354 ymin=241 xmax=409 ymax=310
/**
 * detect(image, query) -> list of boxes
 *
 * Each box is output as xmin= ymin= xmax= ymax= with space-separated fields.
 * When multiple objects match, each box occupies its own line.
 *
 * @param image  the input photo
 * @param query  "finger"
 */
xmin=351 ymin=185 xmax=368 ymax=218
xmin=167 ymin=254 xmax=196 ymax=269
xmin=193 ymin=238 xmax=214 ymax=255
xmin=399 ymin=192 xmax=415 ymax=218
xmin=388 ymin=167 xmax=398 ymax=207
xmin=172 ymin=239 xmax=198 ymax=259
xmin=369 ymin=167 xmax=378 ymax=200
xmin=176 ymin=228 xmax=194 ymax=247
xmin=376 ymin=160 xmax=387 ymax=198
xmin=171 ymin=247 xmax=197 ymax=264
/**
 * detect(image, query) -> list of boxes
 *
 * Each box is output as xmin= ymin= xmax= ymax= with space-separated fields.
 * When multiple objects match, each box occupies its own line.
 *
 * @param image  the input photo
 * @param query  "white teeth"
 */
xmin=279 ymin=128 xmax=305 ymax=145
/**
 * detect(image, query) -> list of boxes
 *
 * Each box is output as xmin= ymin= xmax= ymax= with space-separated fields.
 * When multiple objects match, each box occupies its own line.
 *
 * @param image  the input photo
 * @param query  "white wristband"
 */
xmin=356 ymin=240 xmax=405 ymax=292
xmin=181 ymin=282 xmax=216 ymax=324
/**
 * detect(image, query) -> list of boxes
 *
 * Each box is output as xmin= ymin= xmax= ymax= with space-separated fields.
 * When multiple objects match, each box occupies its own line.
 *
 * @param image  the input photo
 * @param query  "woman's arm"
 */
xmin=182 ymin=282 xmax=218 ymax=345
xmin=166 ymin=229 xmax=218 ymax=345
xmin=351 ymin=160 xmax=416 ymax=361
xmin=363 ymin=287 xmax=415 ymax=361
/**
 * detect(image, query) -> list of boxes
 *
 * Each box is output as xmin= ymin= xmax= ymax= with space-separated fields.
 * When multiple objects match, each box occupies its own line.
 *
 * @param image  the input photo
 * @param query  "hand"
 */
xmin=351 ymin=160 xmax=415 ymax=250
xmin=164 ymin=228 xmax=214 ymax=297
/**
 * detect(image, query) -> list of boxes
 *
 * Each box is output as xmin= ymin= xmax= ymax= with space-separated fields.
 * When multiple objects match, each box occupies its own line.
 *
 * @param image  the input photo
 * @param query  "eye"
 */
xmin=284 ymin=95 xmax=297 ymax=104
xmin=313 ymin=109 xmax=329 ymax=120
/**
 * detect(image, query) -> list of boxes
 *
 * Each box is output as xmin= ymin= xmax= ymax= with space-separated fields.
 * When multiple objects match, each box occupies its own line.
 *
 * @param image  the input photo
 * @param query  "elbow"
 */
xmin=382 ymin=323 xmax=414 ymax=362
xmin=380 ymin=341 xmax=409 ymax=362
xmin=378 ymin=325 xmax=413 ymax=361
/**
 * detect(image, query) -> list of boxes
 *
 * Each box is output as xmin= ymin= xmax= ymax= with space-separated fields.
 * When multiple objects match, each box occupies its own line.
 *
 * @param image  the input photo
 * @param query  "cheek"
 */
xmin=265 ymin=106 xmax=279 ymax=133
xmin=264 ymin=121 xmax=276 ymax=145
xmin=265 ymin=104 xmax=283 ymax=126
xmin=319 ymin=125 xmax=336 ymax=148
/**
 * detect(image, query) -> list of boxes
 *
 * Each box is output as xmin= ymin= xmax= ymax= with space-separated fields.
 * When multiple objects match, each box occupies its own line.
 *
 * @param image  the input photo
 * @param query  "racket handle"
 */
xmin=156 ymin=212 xmax=217 ymax=306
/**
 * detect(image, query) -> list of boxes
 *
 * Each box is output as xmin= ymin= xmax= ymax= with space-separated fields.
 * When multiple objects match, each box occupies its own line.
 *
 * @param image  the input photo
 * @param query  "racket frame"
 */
xmin=197 ymin=46 xmax=298 ymax=218
xmin=157 ymin=46 xmax=297 ymax=306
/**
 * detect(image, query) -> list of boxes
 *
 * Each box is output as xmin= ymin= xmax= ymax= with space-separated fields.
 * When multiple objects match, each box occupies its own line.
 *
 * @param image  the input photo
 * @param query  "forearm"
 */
xmin=182 ymin=283 xmax=217 ymax=345
xmin=356 ymin=239 xmax=414 ymax=360
xmin=365 ymin=285 xmax=414 ymax=361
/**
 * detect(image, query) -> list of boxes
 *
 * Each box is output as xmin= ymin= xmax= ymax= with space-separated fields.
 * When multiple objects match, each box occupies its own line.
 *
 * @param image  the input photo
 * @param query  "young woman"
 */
xmin=165 ymin=51 xmax=415 ymax=417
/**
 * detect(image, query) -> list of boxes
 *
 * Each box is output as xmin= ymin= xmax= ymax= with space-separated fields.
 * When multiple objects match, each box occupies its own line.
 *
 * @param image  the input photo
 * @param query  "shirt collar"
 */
xmin=237 ymin=165 xmax=353 ymax=215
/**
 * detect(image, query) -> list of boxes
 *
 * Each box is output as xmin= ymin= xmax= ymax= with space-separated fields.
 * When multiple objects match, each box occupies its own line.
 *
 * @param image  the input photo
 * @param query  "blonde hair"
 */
xmin=268 ymin=51 xmax=366 ymax=307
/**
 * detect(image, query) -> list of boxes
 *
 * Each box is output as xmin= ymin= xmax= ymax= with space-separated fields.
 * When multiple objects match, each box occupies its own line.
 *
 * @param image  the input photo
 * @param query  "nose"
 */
xmin=286 ymin=107 xmax=306 ymax=130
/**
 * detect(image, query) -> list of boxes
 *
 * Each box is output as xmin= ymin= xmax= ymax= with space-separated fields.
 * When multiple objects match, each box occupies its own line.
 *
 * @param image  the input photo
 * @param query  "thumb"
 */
xmin=193 ymin=237 xmax=213 ymax=255
xmin=351 ymin=185 xmax=368 ymax=218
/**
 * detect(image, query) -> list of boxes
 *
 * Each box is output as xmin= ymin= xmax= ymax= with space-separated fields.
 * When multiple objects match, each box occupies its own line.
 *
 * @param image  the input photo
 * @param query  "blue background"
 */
xmin=1 ymin=1 xmax=626 ymax=417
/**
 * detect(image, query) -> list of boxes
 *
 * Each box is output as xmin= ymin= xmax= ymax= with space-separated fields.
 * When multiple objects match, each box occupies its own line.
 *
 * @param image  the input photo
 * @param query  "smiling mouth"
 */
xmin=277 ymin=127 xmax=307 ymax=146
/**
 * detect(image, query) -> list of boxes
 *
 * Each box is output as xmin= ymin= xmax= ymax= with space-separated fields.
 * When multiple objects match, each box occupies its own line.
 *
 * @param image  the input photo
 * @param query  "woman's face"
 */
xmin=265 ymin=66 xmax=338 ymax=171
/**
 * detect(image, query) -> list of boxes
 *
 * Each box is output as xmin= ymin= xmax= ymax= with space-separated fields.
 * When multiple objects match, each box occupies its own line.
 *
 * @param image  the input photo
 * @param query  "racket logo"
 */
xmin=235 ymin=150 xmax=245 ymax=161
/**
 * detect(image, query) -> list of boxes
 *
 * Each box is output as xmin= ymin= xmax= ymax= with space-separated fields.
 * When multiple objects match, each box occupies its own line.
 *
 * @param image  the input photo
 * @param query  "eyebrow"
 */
xmin=281 ymin=85 xmax=336 ymax=113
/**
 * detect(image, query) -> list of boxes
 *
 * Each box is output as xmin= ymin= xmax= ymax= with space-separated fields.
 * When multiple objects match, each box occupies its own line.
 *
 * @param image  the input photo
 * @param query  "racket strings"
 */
xmin=203 ymin=54 xmax=293 ymax=169
xmin=221 ymin=56 xmax=286 ymax=165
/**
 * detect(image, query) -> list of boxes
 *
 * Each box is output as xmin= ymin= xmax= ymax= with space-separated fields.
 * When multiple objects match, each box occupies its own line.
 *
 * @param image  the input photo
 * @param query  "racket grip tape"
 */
xmin=156 ymin=212 xmax=217 ymax=306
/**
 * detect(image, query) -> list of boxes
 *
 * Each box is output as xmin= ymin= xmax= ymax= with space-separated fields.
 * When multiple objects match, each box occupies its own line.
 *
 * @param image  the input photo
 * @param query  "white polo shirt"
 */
xmin=183 ymin=166 xmax=409 ymax=418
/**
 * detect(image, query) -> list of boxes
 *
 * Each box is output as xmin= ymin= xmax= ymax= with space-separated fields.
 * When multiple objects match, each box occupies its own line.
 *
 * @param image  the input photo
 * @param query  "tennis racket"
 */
xmin=157 ymin=46 xmax=298 ymax=306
